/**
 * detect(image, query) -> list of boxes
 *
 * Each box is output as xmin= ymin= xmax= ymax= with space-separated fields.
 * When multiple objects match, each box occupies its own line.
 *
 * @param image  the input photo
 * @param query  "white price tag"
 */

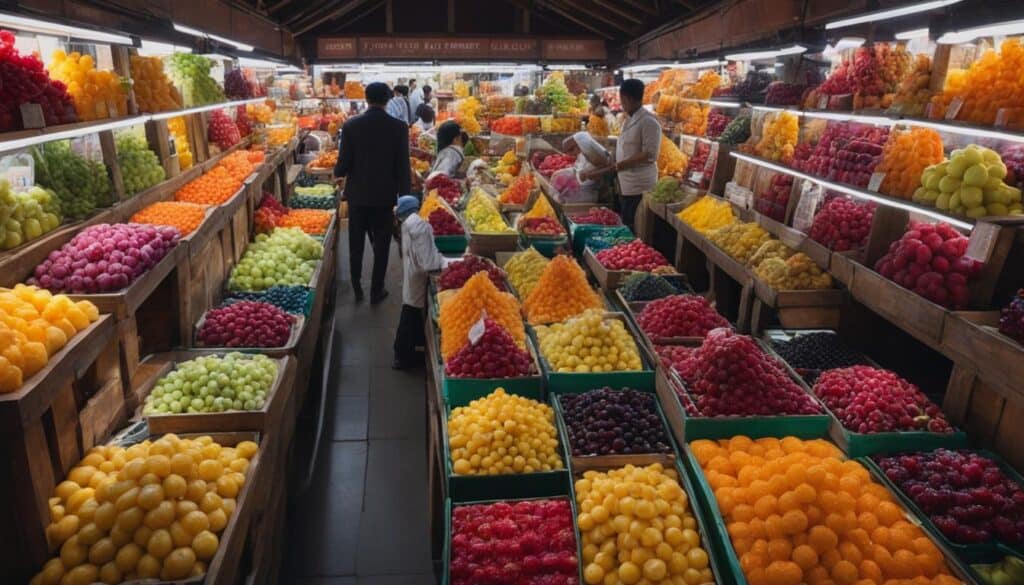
xmin=70 ymin=135 xmax=104 ymax=163
xmin=689 ymin=172 xmax=704 ymax=184
xmin=4 ymin=166 xmax=33 ymax=193
xmin=965 ymin=222 xmax=999 ymax=262
xmin=867 ymin=172 xmax=886 ymax=192
xmin=793 ymin=181 xmax=824 ymax=233
xmin=468 ymin=312 xmax=488 ymax=345
xmin=817 ymin=95 xmax=829 ymax=110
xmin=724 ymin=182 xmax=753 ymax=209
xmin=945 ymin=97 xmax=964 ymax=120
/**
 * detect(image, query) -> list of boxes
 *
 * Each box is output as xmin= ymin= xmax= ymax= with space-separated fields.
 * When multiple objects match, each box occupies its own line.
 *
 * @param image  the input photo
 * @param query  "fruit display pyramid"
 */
xmin=444 ymin=318 xmax=533 ymax=379
xmin=523 ymin=255 xmax=602 ymax=325
xmin=439 ymin=272 xmax=524 ymax=360
xmin=521 ymin=193 xmax=557 ymax=220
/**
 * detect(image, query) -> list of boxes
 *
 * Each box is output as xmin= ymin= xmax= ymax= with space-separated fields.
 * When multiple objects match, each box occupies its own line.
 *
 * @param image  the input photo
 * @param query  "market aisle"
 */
xmin=284 ymin=231 xmax=436 ymax=585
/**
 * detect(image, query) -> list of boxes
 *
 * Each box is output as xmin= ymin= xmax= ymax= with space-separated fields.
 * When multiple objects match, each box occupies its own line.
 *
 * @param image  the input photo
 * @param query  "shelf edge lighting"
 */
xmin=620 ymin=62 xmax=674 ymax=73
xmin=677 ymin=59 xmax=725 ymax=69
xmin=138 ymin=39 xmax=192 ymax=55
xmin=729 ymin=151 xmax=974 ymax=230
xmin=825 ymin=0 xmax=963 ymax=30
xmin=724 ymin=45 xmax=806 ymax=62
xmin=173 ymin=22 xmax=254 ymax=52
xmin=937 ymin=19 xmax=1024 ymax=44
xmin=148 ymin=98 xmax=265 ymax=121
xmin=0 ymin=115 xmax=148 ymax=154
xmin=0 ymin=12 xmax=132 ymax=45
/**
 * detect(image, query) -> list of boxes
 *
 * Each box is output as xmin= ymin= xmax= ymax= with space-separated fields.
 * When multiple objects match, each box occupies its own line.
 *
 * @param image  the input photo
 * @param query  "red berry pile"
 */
xmin=444 ymin=318 xmax=532 ymax=378
xmin=676 ymin=328 xmax=821 ymax=417
xmin=999 ymin=289 xmax=1024 ymax=344
xmin=224 ymin=68 xmax=253 ymax=99
xmin=429 ymin=208 xmax=465 ymax=235
xmin=705 ymin=112 xmax=731 ymax=139
xmin=1001 ymin=144 xmax=1024 ymax=189
xmin=569 ymin=207 xmax=621 ymax=226
xmin=449 ymin=499 xmax=579 ymax=585
xmin=197 ymin=300 xmax=293 ymax=347
xmin=654 ymin=344 xmax=696 ymax=373
xmin=439 ymin=256 xmax=506 ymax=291
xmin=686 ymin=141 xmax=711 ymax=184
xmin=0 ymin=30 xmax=78 ymax=131
xmin=594 ymin=240 xmax=669 ymax=272
xmin=208 ymin=109 xmax=241 ymax=150
xmin=537 ymin=153 xmax=575 ymax=177
xmin=874 ymin=449 xmax=1024 ymax=545
xmin=808 ymin=194 xmax=876 ymax=251
xmin=425 ymin=174 xmax=462 ymax=205
xmin=875 ymin=221 xmax=982 ymax=309
xmin=755 ymin=173 xmax=792 ymax=222
xmin=519 ymin=216 xmax=565 ymax=236
xmin=812 ymin=366 xmax=953 ymax=434
xmin=637 ymin=294 xmax=729 ymax=339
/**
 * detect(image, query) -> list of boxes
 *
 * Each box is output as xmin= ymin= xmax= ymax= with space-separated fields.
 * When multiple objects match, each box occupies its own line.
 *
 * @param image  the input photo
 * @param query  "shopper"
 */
xmin=410 ymin=81 xmax=425 ymax=113
xmin=387 ymin=84 xmax=414 ymax=124
xmin=413 ymin=104 xmax=435 ymax=132
xmin=334 ymin=81 xmax=412 ymax=304
xmin=429 ymin=121 xmax=467 ymax=178
xmin=609 ymin=78 xmax=661 ymax=230
xmin=421 ymin=85 xmax=435 ymax=110
xmin=393 ymin=195 xmax=452 ymax=369
xmin=564 ymin=131 xmax=611 ymax=202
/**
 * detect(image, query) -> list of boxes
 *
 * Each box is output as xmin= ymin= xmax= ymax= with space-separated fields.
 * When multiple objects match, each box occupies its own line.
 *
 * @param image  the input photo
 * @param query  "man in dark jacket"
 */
xmin=334 ymin=82 xmax=411 ymax=304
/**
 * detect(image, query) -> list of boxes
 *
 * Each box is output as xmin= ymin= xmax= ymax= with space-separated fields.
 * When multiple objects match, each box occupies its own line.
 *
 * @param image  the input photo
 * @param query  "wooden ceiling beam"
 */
xmin=588 ymin=0 xmax=643 ymax=24
xmin=294 ymin=0 xmax=374 ymax=36
xmin=546 ymin=0 xmax=634 ymax=34
xmin=328 ymin=0 xmax=386 ymax=33
xmin=616 ymin=0 xmax=659 ymax=16
xmin=536 ymin=1 xmax=616 ymax=39
xmin=284 ymin=0 xmax=345 ymax=27
xmin=672 ymin=0 xmax=696 ymax=11
xmin=266 ymin=0 xmax=296 ymax=13
xmin=499 ymin=0 xmax=599 ymax=37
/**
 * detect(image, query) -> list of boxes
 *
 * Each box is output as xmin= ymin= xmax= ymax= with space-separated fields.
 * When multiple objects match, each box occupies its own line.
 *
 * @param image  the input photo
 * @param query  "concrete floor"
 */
xmin=284 ymin=233 xmax=436 ymax=585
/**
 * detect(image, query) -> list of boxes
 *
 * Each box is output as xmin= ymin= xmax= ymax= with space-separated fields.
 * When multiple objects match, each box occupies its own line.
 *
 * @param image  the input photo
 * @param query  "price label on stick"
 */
xmin=468 ymin=312 xmax=488 ymax=345
xmin=689 ymin=172 xmax=704 ymax=185
xmin=724 ymin=182 xmax=752 ymax=209
xmin=868 ymin=172 xmax=886 ymax=192
xmin=817 ymin=95 xmax=829 ymax=110
xmin=793 ymin=181 xmax=824 ymax=233
xmin=965 ymin=222 xmax=999 ymax=263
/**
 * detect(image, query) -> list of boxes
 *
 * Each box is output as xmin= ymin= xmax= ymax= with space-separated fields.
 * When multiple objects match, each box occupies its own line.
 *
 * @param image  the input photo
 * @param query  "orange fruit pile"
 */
xmin=523 ymin=255 xmax=602 ymax=325
xmin=0 ymin=285 xmax=100 ymax=392
xmin=522 ymin=194 xmax=557 ymax=220
xmin=691 ymin=436 xmax=964 ymax=585
xmin=277 ymin=209 xmax=333 ymax=235
xmin=876 ymin=128 xmax=945 ymax=200
xmin=130 ymin=56 xmax=183 ymax=113
xmin=499 ymin=172 xmax=534 ymax=205
xmin=439 ymin=272 xmax=524 ymax=359
xmin=174 ymin=150 xmax=263 ymax=206
xmin=929 ymin=38 xmax=1024 ymax=129
xmin=131 ymin=202 xmax=210 ymax=236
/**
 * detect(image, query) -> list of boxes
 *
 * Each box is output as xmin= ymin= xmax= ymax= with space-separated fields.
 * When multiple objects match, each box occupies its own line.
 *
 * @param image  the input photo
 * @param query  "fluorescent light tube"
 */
xmin=677 ymin=59 xmax=725 ymax=69
xmin=826 ymin=0 xmax=963 ymax=30
xmin=896 ymin=28 xmax=931 ymax=40
xmin=173 ymin=23 xmax=254 ymax=52
xmin=139 ymin=40 xmax=191 ymax=55
xmin=0 ymin=12 xmax=131 ymax=45
xmin=725 ymin=45 xmax=806 ymax=62
xmin=620 ymin=62 xmax=674 ymax=72
xmin=938 ymin=19 xmax=1024 ymax=44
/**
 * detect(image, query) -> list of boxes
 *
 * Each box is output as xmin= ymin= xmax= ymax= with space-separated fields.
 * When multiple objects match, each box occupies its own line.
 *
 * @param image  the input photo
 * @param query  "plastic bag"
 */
xmin=550 ymin=167 xmax=586 ymax=203
xmin=0 ymin=150 xmax=34 ymax=193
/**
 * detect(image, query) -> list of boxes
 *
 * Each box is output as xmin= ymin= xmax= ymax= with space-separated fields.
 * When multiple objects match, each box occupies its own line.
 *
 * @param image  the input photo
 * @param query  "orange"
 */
xmin=876 ymin=501 xmax=903 ymax=526
xmin=781 ymin=509 xmax=808 ymax=535
xmin=808 ymin=526 xmax=838 ymax=554
xmin=767 ymin=538 xmax=792 ymax=562
xmin=523 ymin=256 xmax=603 ymax=325
xmin=792 ymin=544 xmax=818 ymax=570
xmin=859 ymin=559 xmax=883 ymax=582
xmin=764 ymin=560 xmax=802 ymax=585
xmin=831 ymin=559 xmax=859 ymax=584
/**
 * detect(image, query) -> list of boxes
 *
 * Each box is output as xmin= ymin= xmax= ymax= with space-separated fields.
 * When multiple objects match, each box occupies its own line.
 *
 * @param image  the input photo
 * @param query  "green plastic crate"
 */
xmin=862 ymin=450 xmax=1024 ymax=564
xmin=567 ymin=222 xmax=632 ymax=257
xmin=435 ymin=234 xmax=469 ymax=254
xmin=442 ymin=337 xmax=545 ymax=404
xmin=441 ymin=495 xmax=584 ymax=585
xmin=442 ymin=386 xmax=570 ymax=502
xmin=830 ymin=424 xmax=969 ymax=458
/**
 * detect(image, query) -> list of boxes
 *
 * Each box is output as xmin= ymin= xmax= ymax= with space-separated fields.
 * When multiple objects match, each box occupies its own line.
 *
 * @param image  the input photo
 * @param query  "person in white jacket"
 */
xmin=393 ymin=195 xmax=453 ymax=369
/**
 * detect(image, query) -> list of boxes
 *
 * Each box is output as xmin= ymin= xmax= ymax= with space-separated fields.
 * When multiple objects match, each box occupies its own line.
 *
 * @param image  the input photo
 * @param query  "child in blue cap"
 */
xmin=393 ymin=195 xmax=452 ymax=369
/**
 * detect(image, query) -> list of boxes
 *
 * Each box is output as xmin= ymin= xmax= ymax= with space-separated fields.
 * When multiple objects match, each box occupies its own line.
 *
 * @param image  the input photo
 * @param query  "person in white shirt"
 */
xmin=410 ymin=81 xmax=424 ymax=113
xmin=413 ymin=104 xmax=435 ymax=132
xmin=386 ymin=84 xmax=414 ymax=125
xmin=563 ymin=131 xmax=611 ymax=202
xmin=430 ymin=121 xmax=466 ymax=178
xmin=591 ymin=79 xmax=661 ymax=230
xmin=393 ymin=195 xmax=452 ymax=369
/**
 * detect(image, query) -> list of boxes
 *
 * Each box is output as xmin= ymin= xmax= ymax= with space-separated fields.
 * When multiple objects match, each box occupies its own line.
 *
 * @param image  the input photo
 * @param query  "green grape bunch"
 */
xmin=165 ymin=54 xmax=227 ymax=107
xmin=142 ymin=353 xmax=278 ymax=414
xmin=31 ymin=141 xmax=112 ymax=219
xmin=228 ymin=227 xmax=324 ymax=292
xmin=116 ymin=131 xmax=166 ymax=195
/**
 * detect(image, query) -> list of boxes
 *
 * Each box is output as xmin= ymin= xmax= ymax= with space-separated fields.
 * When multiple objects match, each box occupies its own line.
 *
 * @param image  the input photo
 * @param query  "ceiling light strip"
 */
xmin=825 ymin=0 xmax=963 ymax=30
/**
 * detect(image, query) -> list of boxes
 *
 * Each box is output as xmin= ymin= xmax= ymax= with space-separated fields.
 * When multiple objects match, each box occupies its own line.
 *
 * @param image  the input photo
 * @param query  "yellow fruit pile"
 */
xmin=504 ymin=247 xmax=550 ymax=298
xmin=418 ymin=191 xmax=446 ymax=219
xmin=448 ymin=388 xmax=563 ymax=475
xmin=576 ymin=463 xmax=715 ymax=585
xmin=48 ymin=51 xmax=128 ymax=122
xmin=32 ymin=434 xmax=257 ymax=585
xmin=522 ymin=194 xmax=557 ymax=220
xmin=466 ymin=189 xmax=515 ymax=234
xmin=523 ymin=255 xmax=602 ymax=325
xmin=755 ymin=112 xmax=799 ymax=163
xmin=130 ymin=56 xmax=183 ymax=113
xmin=889 ymin=55 xmax=933 ymax=117
xmin=747 ymin=240 xmax=797 ymax=270
xmin=535 ymin=309 xmax=643 ymax=373
xmin=691 ymin=436 xmax=964 ymax=585
xmin=754 ymin=253 xmax=833 ymax=291
xmin=677 ymin=197 xmax=735 ymax=234
xmin=167 ymin=117 xmax=193 ymax=171
xmin=658 ymin=135 xmax=689 ymax=178
xmin=455 ymin=96 xmax=483 ymax=135
xmin=439 ymin=272 xmax=525 ymax=359
xmin=0 ymin=285 xmax=99 ymax=392
xmin=708 ymin=222 xmax=771 ymax=264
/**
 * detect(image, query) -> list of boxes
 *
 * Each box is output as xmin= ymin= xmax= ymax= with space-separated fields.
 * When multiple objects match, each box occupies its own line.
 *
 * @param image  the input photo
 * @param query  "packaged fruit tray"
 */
xmin=441 ymin=387 xmax=571 ymax=502
xmin=531 ymin=312 xmax=657 ymax=393
xmin=550 ymin=386 xmax=679 ymax=473
xmin=654 ymin=347 xmax=832 ymax=442
xmin=678 ymin=436 xmax=980 ymax=585
xmin=862 ymin=450 xmax=1024 ymax=564
xmin=441 ymin=495 xmax=584 ymax=585
xmin=568 ymin=455 xmax=734 ymax=585
xmin=132 ymin=351 xmax=296 ymax=434
xmin=193 ymin=311 xmax=305 ymax=357
xmin=442 ymin=337 xmax=544 ymax=405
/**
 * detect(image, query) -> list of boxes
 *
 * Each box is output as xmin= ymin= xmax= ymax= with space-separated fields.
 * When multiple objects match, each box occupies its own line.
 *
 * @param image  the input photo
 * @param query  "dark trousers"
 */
xmin=620 ymin=194 xmax=642 ymax=232
xmin=349 ymin=205 xmax=393 ymax=295
xmin=394 ymin=304 xmax=425 ymax=364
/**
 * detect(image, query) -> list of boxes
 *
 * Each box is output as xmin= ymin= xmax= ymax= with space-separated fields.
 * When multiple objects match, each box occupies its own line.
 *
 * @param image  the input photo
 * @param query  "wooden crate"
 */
xmin=749 ymin=279 xmax=844 ymax=333
xmin=848 ymin=262 xmax=948 ymax=351
xmin=0 ymin=316 xmax=123 ymax=582
xmin=131 ymin=351 xmax=296 ymax=434
xmin=583 ymin=247 xmax=639 ymax=290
